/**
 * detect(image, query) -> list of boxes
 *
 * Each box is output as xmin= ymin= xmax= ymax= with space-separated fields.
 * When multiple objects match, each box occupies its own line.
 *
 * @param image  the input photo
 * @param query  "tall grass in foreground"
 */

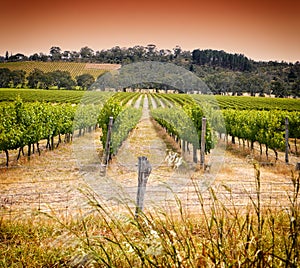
xmin=1 ymin=167 xmax=299 ymax=267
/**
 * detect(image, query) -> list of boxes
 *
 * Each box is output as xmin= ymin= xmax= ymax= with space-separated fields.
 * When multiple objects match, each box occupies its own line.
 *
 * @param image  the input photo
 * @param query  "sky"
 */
xmin=1 ymin=0 xmax=299 ymax=62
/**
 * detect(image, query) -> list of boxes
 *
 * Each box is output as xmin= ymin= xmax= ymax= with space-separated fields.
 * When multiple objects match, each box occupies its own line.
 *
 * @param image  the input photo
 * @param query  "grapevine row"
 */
xmin=0 ymin=98 xmax=102 ymax=166
xmin=192 ymin=94 xmax=300 ymax=111
xmin=218 ymin=109 xmax=300 ymax=159
xmin=151 ymin=103 xmax=215 ymax=163
xmin=0 ymin=89 xmax=113 ymax=104
xmin=97 ymin=98 xmax=142 ymax=162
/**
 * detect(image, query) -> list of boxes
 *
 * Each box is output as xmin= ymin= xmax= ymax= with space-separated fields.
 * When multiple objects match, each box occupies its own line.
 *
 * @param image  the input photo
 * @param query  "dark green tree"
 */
xmin=10 ymin=70 xmax=26 ymax=87
xmin=50 ymin=46 xmax=62 ymax=61
xmin=70 ymin=51 xmax=80 ymax=62
xmin=39 ymin=73 xmax=54 ymax=89
xmin=27 ymin=69 xmax=45 ymax=88
xmin=0 ymin=68 xmax=11 ymax=87
xmin=271 ymin=78 xmax=287 ymax=98
xmin=76 ymin=73 xmax=95 ymax=90
xmin=9 ymin=53 xmax=27 ymax=62
xmin=49 ymin=70 xmax=75 ymax=89
xmin=29 ymin=53 xmax=40 ymax=61
xmin=80 ymin=46 xmax=94 ymax=61
xmin=291 ymin=80 xmax=300 ymax=97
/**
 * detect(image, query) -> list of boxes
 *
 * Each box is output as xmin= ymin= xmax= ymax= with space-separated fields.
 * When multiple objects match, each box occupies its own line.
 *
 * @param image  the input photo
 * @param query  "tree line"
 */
xmin=1 ymin=44 xmax=300 ymax=97
xmin=0 ymin=68 xmax=95 ymax=90
xmin=1 ymin=45 xmax=254 ymax=72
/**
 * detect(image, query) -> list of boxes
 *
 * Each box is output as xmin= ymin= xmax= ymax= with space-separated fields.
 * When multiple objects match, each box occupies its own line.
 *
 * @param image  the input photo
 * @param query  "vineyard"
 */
xmin=0 ymin=61 xmax=118 ymax=80
xmin=0 ymin=88 xmax=113 ymax=104
xmin=1 ymin=90 xmax=300 ymax=267
xmin=192 ymin=94 xmax=300 ymax=111
xmin=1 ymin=90 xmax=300 ymax=167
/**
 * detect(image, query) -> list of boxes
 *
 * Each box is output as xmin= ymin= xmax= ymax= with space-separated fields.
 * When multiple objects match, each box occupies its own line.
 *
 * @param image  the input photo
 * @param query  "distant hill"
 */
xmin=0 ymin=61 xmax=120 ymax=80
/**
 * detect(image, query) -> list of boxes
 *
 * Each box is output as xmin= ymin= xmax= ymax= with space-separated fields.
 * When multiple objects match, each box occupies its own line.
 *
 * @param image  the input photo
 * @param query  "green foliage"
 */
xmin=151 ymin=106 xmax=202 ymax=148
xmin=0 ymin=96 xmax=107 ymax=165
xmin=48 ymin=70 xmax=76 ymax=89
xmin=76 ymin=73 xmax=95 ymax=90
xmin=0 ymin=88 xmax=112 ymax=104
xmin=27 ymin=68 xmax=46 ymax=88
xmin=222 ymin=109 xmax=300 ymax=155
xmin=111 ymin=92 xmax=140 ymax=106
xmin=0 ymin=68 xmax=12 ymax=87
xmin=0 ymin=102 xmax=21 ymax=152
xmin=98 ymin=98 xmax=123 ymax=149
xmin=192 ymin=49 xmax=253 ymax=71
xmin=192 ymin=94 xmax=300 ymax=111
xmin=74 ymin=104 xmax=101 ymax=131
xmin=111 ymin=107 xmax=142 ymax=154
xmin=183 ymin=103 xmax=215 ymax=152
xmin=10 ymin=70 xmax=26 ymax=87
xmin=0 ymin=99 xmax=76 ymax=150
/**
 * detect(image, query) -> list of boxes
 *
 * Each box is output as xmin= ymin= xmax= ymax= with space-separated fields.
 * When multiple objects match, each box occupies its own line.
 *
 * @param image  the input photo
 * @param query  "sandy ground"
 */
xmin=0 ymin=96 xmax=299 ymax=218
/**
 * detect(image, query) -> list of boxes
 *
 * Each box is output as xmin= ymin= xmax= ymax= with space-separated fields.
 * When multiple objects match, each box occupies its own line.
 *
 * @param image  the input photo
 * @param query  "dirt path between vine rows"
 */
xmin=0 ymin=96 xmax=298 ymax=217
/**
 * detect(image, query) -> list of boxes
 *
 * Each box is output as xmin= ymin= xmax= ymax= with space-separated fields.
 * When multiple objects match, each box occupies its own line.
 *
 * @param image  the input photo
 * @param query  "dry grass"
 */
xmin=1 ymin=170 xmax=299 ymax=267
xmin=225 ymin=141 xmax=297 ymax=177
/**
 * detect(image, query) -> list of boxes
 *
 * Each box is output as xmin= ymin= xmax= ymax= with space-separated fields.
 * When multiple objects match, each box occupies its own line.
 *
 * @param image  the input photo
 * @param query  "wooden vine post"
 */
xmin=100 ymin=116 xmax=113 ymax=177
xmin=135 ymin=156 xmax=152 ymax=218
xmin=200 ymin=117 xmax=207 ymax=168
xmin=104 ymin=116 xmax=113 ymax=165
xmin=285 ymin=117 xmax=289 ymax=164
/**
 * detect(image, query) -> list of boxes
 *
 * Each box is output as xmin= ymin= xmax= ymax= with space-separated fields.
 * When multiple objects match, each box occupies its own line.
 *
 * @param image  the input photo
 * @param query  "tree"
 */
xmin=62 ymin=50 xmax=71 ymax=61
xmin=40 ymin=53 xmax=49 ymax=62
xmin=27 ymin=69 xmax=45 ymax=88
xmin=29 ymin=53 xmax=40 ymax=61
xmin=10 ymin=70 xmax=26 ymax=87
xmin=80 ymin=46 xmax=94 ymax=61
xmin=173 ymin=45 xmax=182 ymax=58
xmin=76 ymin=73 xmax=95 ymax=90
xmin=192 ymin=49 xmax=201 ymax=64
xmin=49 ymin=70 xmax=75 ymax=89
xmin=70 ymin=51 xmax=80 ymax=62
xmin=146 ymin=44 xmax=158 ymax=60
xmin=9 ymin=53 xmax=27 ymax=62
xmin=50 ymin=46 xmax=62 ymax=61
xmin=203 ymin=72 xmax=235 ymax=95
xmin=39 ymin=73 xmax=54 ymax=89
xmin=0 ymin=68 xmax=11 ymax=87
xmin=291 ymin=80 xmax=300 ymax=98
xmin=192 ymin=49 xmax=253 ymax=71
xmin=271 ymin=78 xmax=287 ymax=97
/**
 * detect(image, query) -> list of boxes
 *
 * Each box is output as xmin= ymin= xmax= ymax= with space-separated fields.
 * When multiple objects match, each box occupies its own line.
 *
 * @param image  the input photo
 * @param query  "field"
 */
xmin=193 ymin=94 xmax=300 ymax=111
xmin=0 ymin=61 xmax=120 ymax=79
xmin=1 ymin=90 xmax=300 ymax=266
xmin=0 ymin=88 xmax=113 ymax=103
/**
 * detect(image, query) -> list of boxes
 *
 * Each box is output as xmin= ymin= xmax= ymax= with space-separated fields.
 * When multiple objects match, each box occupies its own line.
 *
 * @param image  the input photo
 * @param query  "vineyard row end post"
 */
xmin=200 ymin=117 xmax=207 ymax=169
xmin=104 ymin=116 xmax=113 ymax=165
xmin=285 ymin=117 xmax=289 ymax=164
xmin=135 ymin=156 xmax=152 ymax=219
xmin=100 ymin=116 xmax=113 ymax=177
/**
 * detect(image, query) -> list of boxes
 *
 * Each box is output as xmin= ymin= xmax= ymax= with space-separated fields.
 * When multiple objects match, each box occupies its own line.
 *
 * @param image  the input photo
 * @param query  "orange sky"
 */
xmin=1 ymin=0 xmax=299 ymax=62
